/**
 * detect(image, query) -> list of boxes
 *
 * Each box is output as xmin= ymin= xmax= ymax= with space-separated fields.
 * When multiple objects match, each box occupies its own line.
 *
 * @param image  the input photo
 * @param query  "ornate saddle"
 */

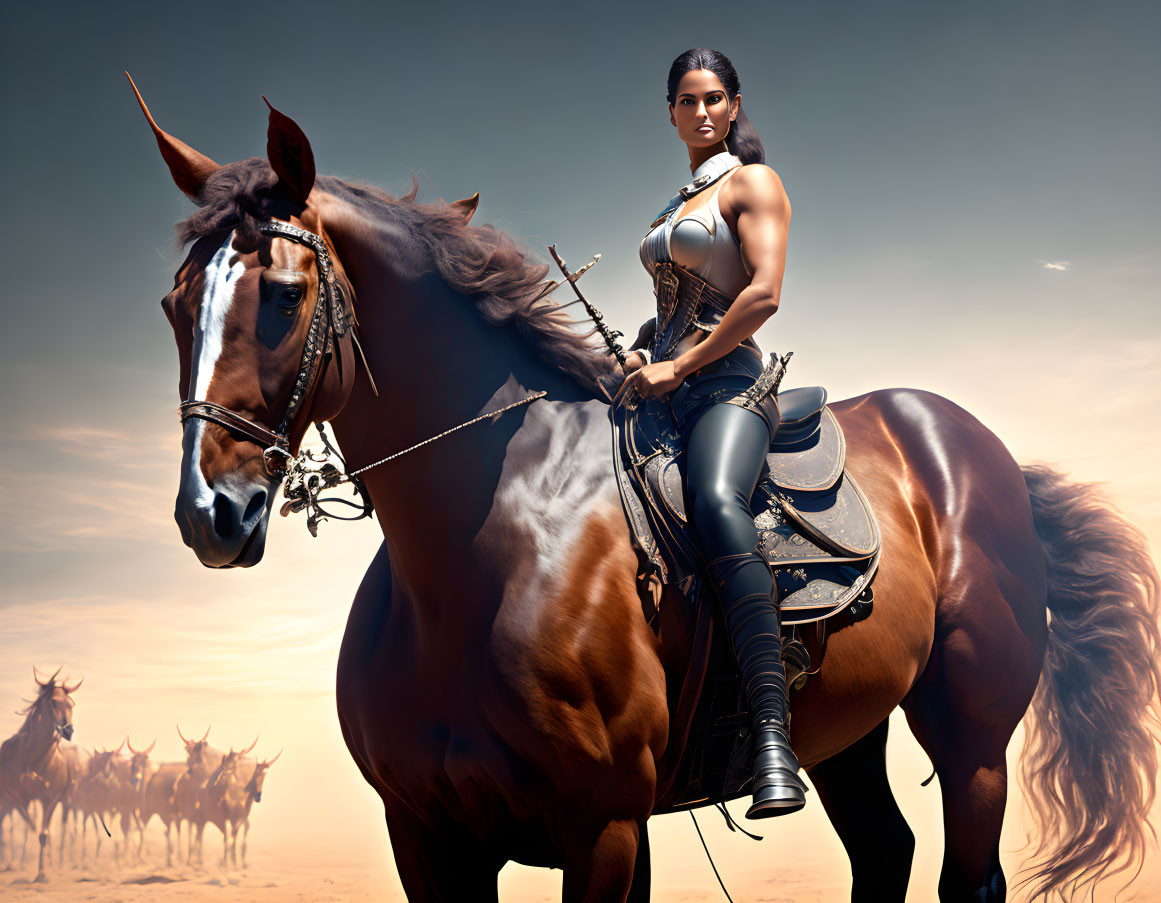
xmin=610 ymin=352 xmax=882 ymax=813
xmin=612 ymin=355 xmax=881 ymax=625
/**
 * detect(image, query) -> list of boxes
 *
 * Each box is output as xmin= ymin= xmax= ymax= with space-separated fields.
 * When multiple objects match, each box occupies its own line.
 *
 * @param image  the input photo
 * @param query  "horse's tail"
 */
xmin=1017 ymin=463 xmax=1161 ymax=900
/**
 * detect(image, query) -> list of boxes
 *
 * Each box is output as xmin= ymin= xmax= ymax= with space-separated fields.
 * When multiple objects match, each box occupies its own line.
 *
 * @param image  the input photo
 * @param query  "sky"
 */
xmin=1 ymin=0 xmax=1159 ymax=898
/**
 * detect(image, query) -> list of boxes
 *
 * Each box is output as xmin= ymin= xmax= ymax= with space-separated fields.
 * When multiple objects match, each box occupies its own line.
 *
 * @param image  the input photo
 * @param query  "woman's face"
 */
xmin=669 ymin=69 xmax=740 ymax=148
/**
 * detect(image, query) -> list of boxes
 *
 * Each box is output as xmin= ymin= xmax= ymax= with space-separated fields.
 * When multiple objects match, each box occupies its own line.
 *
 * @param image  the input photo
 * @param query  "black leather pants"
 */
xmin=683 ymin=401 xmax=790 ymax=728
xmin=681 ymin=394 xmax=807 ymax=815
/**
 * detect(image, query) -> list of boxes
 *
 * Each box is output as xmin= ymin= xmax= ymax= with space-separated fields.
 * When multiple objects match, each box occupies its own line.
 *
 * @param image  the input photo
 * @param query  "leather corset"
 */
xmin=650 ymin=261 xmax=761 ymax=366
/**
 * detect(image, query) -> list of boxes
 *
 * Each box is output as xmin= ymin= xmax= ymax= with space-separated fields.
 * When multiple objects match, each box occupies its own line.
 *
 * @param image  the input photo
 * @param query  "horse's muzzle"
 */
xmin=175 ymin=480 xmax=273 ymax=568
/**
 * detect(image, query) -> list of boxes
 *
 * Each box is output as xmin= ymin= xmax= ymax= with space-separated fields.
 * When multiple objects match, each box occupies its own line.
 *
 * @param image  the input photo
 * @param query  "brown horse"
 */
xmin=0 ymin=669 xmax=81 ymax=882
xmin=73 ymin=740 xmax=125 ymax=865
xmin=113 ymin=738 xmax=156 ymax=864
xmin=131 ymin=78 xmax=1161 ymax=901
xmin=202 ymin=747 xmax=243 ymax=869
xmin=139 ymin=758 xmax=188 ymax=867
xmin=174 ymin=725 xmax=222 ymax=867
xmin=201 ymin=738 xmax=258 ymax=871
xmin=232 ymin=748 xmax=279 ymax=869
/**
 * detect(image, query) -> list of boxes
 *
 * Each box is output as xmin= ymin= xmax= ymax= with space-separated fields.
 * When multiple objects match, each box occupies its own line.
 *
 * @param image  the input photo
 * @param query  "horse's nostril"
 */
xmin=243 ymin=490 xmax=267 ymax=523
xmin=212 ymin=493 xmax=236 ymax=539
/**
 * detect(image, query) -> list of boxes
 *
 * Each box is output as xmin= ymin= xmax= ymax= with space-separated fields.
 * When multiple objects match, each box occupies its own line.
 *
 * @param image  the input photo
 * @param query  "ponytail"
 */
xmin=726 ymin=102 xmax=765 ymax=165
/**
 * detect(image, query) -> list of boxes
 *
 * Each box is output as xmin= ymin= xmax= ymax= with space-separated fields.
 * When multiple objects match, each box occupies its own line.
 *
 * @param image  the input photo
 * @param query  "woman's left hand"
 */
xmin=624 ymin=360 xmax=683 ymax=399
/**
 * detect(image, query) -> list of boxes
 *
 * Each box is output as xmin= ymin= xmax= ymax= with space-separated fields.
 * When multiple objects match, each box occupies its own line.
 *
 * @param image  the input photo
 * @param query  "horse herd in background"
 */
xmin=0 ymin=668 xmax=280 ymax=882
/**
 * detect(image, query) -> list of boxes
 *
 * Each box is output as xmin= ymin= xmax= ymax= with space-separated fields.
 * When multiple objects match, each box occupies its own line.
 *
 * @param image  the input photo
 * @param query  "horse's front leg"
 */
xmin=562 ymin=818 xmax=646 ymax=903
xmin=35 ymin=799 xmax=58 ymax=882
xmin=383 ymin=798 xmax=503 ymax=902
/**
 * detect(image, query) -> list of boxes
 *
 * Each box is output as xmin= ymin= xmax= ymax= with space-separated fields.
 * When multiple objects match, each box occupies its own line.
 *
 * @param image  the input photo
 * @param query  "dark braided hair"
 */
xmin=666 ymin=48 xmax=765 ymax=165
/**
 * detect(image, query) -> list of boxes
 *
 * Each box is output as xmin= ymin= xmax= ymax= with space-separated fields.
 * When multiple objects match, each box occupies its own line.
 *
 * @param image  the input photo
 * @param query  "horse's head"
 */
xmin=87 ymin=747 xmax=120 ymax=783
xmin=31 ymin=666 xmax=80 ymax=741
xmin=126 ymin=737 xmax=156 ymax=790
xmin=129 ymin=75 xmax=359 ymax=567
xmin=177 ymin=724 xmax=213 ymax=772
xmin=212 ymin=750 xmax=242 ymax=788
xmin=246 ymin=748 xmax=281 ymax=802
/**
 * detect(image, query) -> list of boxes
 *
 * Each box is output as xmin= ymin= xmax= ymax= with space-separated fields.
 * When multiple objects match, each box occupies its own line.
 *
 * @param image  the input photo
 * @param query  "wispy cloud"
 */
xmin=1039 ymin=259 xmax=1072 ymax=271
xmin=27 ymin=423 xmax=176 ymax=465
xmin=0 ymin=421 xmax=182 ymax=551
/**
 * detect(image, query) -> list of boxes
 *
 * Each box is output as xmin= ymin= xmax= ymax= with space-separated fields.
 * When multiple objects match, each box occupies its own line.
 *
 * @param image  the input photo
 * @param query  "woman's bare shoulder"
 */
xmin=732 ymin=162 xmax=786 ymax=193
xmin=723 ymin=163 xmax=789 ymax=215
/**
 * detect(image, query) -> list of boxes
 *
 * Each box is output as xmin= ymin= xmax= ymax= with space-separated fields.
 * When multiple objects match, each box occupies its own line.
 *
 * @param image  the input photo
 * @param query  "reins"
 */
xmin=281 ymin=391 xmax=546 ymax=536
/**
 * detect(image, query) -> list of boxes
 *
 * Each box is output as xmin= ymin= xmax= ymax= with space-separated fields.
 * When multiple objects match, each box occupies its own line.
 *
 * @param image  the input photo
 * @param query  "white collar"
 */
xmin=691 ymin=150 xmax=742 ymax=182
xmin=677 ymin=151 xmax=743 ymax=200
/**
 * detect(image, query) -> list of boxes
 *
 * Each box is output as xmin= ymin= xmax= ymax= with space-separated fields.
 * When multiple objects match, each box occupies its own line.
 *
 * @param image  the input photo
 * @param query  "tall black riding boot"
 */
xmin=707 ymin=549 xmax=807 ymax=819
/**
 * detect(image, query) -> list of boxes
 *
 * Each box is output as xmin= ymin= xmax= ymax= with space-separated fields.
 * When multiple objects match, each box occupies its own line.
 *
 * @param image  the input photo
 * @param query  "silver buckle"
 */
xmin=262 ymin=444 xmax=293 ymax=477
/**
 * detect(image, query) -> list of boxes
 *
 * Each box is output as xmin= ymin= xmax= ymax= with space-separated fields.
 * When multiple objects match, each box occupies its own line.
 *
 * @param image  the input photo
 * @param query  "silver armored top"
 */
xmin=639 ymin=151 xmax=752 ymax=300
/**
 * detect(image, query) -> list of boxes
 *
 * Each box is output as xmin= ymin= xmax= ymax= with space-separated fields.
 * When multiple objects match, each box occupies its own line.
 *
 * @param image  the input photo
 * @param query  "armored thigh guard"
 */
xmin=723 ymin=354 xmax=783 ymax=440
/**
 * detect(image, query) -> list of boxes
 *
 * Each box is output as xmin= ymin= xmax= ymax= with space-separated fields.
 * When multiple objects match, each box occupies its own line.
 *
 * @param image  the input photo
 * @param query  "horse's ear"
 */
xmin=263 ymin=97 xmax=316 ymax=205
xmin=450 ymin=192 xmax=480 ymax=223
xmin=126 ymin=72 xmax=220 ymax=200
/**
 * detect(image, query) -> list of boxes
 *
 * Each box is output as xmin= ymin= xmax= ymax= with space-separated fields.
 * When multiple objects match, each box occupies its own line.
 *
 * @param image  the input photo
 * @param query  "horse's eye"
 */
xmin=277 ymin=286 xmax=304 ymax=317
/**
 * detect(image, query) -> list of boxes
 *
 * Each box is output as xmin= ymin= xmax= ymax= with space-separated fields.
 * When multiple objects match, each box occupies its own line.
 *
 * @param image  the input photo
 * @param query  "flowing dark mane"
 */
xmin=17 ymin=679 xmax=58 ymax=718
xmin=176 ymin=157 xmax=618 ymax=398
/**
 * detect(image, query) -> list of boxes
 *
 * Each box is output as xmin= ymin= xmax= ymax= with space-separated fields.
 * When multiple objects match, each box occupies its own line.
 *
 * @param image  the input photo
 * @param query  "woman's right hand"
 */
xmin=612 ymin=352 xmax=647 ymax=407
xmin=623 ymin=351 xmax=646 ymax=375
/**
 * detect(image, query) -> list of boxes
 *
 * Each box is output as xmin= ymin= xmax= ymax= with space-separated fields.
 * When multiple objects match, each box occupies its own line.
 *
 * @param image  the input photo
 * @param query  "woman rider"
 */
xmin=619 ymin=48 xmax=806 ymax=819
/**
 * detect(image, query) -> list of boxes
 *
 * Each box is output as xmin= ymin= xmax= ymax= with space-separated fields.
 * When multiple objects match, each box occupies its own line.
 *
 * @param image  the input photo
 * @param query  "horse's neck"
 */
xmin=17 ymin=704 xmax=56 ymax=767
xmin=193 ymin=754 xmax=219 ymax=779
xmin=209 ymin=767 xmax=229 ymax=792
xmin=321 ymin=196 xmax=590 ymax=597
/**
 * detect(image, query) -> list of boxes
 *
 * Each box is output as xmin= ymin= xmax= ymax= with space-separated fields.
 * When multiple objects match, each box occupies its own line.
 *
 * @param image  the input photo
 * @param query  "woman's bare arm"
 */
xmin=670 ymin=165 xmax=790 ymax=379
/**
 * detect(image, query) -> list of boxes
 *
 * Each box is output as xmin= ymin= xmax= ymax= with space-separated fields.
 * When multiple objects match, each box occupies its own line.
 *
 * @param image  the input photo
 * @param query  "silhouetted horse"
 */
xmin=0 ymin=669 xmax=80 ymax=882
xmin=130 ymin=76 xmax=1160 ymax=901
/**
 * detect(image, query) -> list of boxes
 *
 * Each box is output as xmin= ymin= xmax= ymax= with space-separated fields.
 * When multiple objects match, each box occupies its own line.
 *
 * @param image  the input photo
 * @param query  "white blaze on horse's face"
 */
xmin=183 ymin=232 xmax=246 ymax=510
xmin=173 ymin=229 xmax=278 ymax=569
xmin=191 ymin=235 xmax=246 ymax=410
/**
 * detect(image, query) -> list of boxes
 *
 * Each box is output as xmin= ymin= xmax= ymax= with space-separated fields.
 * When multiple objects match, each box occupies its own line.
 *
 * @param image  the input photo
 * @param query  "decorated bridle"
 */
xmin=177 ymin=217 xmax=547 ymax=536
xmin=178 ymin=219 xmax=354 ymax=478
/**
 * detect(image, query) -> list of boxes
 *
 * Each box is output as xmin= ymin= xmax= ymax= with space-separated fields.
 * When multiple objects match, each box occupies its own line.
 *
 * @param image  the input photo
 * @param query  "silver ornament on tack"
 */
xmin=546 ymin=244 xmax=628 ymax=369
